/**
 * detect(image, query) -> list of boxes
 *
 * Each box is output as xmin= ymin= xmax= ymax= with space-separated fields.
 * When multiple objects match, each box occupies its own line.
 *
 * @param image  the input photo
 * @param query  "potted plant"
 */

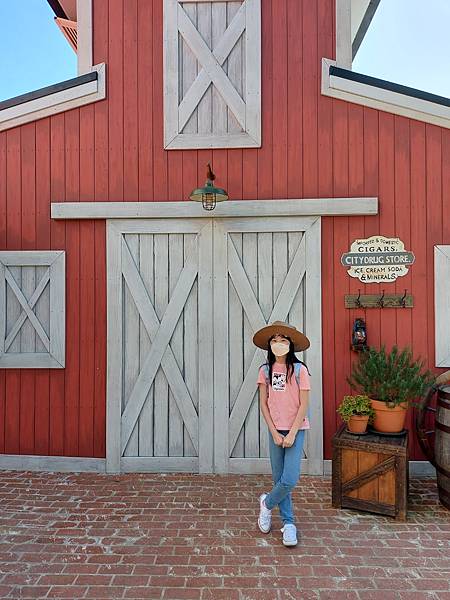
xmin=337 ymin=394 xmax=374 ymax=434
xmin=347 ymin=345 xmax=436 ymax=433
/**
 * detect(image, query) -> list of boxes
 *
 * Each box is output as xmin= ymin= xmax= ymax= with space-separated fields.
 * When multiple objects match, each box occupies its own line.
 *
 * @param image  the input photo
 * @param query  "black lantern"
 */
xmin=351 ymin=318 xmax=367 ymax=352
xmin=189 ymin=163 xmax=228 ymax=211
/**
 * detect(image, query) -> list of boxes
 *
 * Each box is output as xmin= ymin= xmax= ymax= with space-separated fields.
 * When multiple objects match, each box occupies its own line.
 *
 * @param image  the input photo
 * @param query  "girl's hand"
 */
xmin=282 ymin=431 xmax=296 ymax=448
xmin=272 ymin=432 xmax=285 ymax=446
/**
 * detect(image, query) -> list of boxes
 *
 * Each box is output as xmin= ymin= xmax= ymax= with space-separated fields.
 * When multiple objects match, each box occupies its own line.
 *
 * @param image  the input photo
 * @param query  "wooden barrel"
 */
xmin=436 ymin=386 xmax=450 ymax=510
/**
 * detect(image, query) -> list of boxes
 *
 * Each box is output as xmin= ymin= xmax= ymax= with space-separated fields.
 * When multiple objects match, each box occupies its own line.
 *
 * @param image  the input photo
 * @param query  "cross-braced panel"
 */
xmin=164 ymin=0 xmax=261 ymax=149
xmin=0 ymin=251 xmax=65 ymax=368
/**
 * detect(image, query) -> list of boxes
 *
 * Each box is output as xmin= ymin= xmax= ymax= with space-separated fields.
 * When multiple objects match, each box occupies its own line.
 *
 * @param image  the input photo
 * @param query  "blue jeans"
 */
xmin=264 ymin=429 xmax=305 ymax=526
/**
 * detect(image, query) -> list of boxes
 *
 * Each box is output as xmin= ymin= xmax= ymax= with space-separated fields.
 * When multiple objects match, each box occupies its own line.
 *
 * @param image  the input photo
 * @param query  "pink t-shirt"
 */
xmin=257 ymin=362 xmax=311 ymax=430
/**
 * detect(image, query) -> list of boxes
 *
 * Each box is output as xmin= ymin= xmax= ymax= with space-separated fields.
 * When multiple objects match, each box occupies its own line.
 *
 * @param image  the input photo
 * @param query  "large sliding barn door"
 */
xmin=107 ymin=216 xmax=322 ymax=474
xmin=213 ymin=217 xmax=323 ymax=475
xmin=106 ymin=220 xmax=213 ymax=473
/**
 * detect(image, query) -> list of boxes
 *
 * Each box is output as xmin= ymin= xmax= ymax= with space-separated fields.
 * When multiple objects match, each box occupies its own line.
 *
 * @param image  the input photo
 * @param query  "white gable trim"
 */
xmin=322 ymin=58 xmax=450 ymax=130
xmin=0 ymin=0 xmax=105 ymax=132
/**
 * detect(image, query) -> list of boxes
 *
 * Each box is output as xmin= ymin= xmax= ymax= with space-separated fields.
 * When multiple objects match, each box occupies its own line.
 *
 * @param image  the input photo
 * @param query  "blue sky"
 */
xmin=353 ymin=0 xmax=450 ymax=98
xmin=0 ymin=0 xmax=76 ymax=101
xmin=0 ymin=0 xmax=450 ymax=101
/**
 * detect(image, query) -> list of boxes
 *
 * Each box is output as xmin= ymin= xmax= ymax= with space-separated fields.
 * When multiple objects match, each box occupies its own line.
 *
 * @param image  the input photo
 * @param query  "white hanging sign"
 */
xmin=341 ymin=235 xmax=415 ymax=283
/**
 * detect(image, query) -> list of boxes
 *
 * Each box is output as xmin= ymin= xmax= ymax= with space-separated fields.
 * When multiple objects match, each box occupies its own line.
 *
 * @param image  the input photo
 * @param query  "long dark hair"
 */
xmin=264 ymin=334 xmax=311 ymax=385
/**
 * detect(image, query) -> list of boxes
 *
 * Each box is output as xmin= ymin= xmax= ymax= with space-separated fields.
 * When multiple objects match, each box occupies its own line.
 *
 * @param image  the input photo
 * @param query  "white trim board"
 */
xmin=0 ymin=455 xmax=106 ymax=473
xmin=77 ymin=0 xmax=93 ymax=75
xmin=0 ymin=454 xmax=435 ymax=477
xmin=52 ymin=198 xmax=378 ymax=220
xmin=0 ymin=63 xmax=106 ymax=133
xmin=435 ymin=246 xmax=450 ymax=367
xmin=322 ymin=58 xmax=450 ymax=131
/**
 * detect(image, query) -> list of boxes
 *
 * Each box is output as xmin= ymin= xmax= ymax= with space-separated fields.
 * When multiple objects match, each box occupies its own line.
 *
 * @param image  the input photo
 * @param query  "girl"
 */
xmin=253 ymin=320 xmax=311 ymax=547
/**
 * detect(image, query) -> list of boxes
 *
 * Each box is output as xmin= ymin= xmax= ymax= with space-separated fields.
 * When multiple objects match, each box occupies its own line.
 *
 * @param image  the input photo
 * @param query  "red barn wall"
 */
xmin=0 ymin=0 xmax=447 ymax=461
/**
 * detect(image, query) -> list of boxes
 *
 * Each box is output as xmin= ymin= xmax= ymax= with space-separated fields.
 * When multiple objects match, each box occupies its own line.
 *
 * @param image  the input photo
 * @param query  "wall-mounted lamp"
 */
xmin=351 ymin=318 xmax=367 ymax=352
xmin=189 ymin=163 xmax=228 ymax=211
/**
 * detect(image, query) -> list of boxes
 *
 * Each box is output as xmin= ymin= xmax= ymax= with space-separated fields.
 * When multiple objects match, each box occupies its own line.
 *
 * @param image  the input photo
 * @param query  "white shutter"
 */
xmin=163 ymin=0 xmax=261 ymax=149
xmin=435 ymin=246 xmax=450 ymax=367
xmin=0 ymin=251 xmax=65 ymax=368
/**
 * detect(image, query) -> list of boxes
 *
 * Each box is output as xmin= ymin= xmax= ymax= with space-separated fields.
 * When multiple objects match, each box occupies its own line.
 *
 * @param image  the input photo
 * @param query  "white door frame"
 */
xmin=213 ymin=217 xmax=323 ymax=474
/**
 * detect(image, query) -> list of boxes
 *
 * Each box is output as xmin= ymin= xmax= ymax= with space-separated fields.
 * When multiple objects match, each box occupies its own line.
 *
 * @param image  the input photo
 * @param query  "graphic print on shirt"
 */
xmin=272 ymin=371 xmax=286 ymax=391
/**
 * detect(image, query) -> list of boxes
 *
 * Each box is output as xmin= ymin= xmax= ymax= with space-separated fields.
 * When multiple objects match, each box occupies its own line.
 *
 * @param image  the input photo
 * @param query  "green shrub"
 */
xmin=337 ymin=394 xmax=374 ymax=423
xmin=347 ymin=345 xmax=436 ymax=408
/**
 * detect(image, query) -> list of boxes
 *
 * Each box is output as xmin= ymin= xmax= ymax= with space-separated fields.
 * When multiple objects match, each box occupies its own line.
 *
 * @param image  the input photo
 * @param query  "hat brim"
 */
xmin=252 ymin=324 xmax=310 ymax=352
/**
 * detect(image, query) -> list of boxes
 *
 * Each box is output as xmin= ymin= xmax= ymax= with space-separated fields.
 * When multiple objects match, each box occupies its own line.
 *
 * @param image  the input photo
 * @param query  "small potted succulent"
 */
xmin=337 ymin=394 xmax=374 ymax=434
xmin=347 ymin=345 xmax=436 ymax=433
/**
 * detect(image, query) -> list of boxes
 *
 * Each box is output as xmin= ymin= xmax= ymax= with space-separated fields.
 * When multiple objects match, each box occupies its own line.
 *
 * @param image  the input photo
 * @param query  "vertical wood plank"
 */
xmin=124 ymin=0 xmax=139 ymax=202
xmin=64 ymin=110 xmax=80 ymax=456
xmin=197 ymin=2 xmax=212 ymax=135
xmin=302 ymin=0 xmax=318 ymax=197
xmin=138 ymin=0 xmax=153 ymax=200
xmin=79 ymin=105 xmax=95 ymax=457
xmin=123 ymin=235 xmax=140 ymax=456
xmin=138 ymin=234 xmax=154 ymax=457
xmin=378 ymin=113 xmax=396 ymax=351
xmin=181 ymin=4 xmax=198 ymax=135
xmin=198 ymin=221 xmax=214 ymax=472
xmin=106 ymin=222 xmax=122 ymax=472
xmin=227 ymin=2 xmax=243 ymax=133
xmin=108 ymin=0 xmax=124 ymax=202
xmin=212 ymin=2 xmax=228 ymax=136
xmin=19 ymin=123 xmax=36 ymax=454
xmin=272 ymin=0 xmax=287 ymax=198
xmin=183 ymin=233 xmax=198 ymax=458
xmin=287 ymin=0 xmax=303 ymax=199
xmin=213 ymin=221 xmax=229 ymax=473
xmin=168 ymin=234 xmax=184 ymax=456
xmin=153 ymin=234 xmax=169 ymax=456
xmin=229 ymin=233 xmax=244 ymax=458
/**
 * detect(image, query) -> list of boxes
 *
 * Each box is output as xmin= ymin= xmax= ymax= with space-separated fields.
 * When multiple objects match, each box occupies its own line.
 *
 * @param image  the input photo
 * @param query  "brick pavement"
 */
xmin=0 ymin=471 xmax=448 ymax=599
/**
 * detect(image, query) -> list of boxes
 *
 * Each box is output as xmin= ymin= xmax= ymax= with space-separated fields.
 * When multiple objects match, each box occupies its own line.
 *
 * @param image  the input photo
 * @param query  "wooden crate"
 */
xmin=332 ymin=424 xmax=409 ymax=520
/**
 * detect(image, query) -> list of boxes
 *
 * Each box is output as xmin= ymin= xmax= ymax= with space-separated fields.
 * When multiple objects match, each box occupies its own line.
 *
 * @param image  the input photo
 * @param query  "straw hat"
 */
xmin=252 ymin=320 xmax=310 ymax=352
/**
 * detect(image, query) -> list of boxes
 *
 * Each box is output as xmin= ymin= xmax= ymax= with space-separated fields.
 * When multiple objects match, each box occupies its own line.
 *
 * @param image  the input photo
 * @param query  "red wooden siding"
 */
xmin=0 ymin=0 xmax=447 ymax=460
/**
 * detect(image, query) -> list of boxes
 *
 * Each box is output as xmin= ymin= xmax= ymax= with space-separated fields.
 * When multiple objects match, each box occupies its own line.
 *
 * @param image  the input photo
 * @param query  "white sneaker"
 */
xmin=258 ymin=493 xmax=272 ymax=533
xmin=281 ymin=524 xmax=298 ymax=546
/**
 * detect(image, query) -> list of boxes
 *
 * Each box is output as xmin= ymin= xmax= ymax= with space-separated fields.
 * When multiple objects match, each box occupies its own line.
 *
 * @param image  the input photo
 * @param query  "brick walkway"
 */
xmin=0 ymin=472 xmax=448 ymax=599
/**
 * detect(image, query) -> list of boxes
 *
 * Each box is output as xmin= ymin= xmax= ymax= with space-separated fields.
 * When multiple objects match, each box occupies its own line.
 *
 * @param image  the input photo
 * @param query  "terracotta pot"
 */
xmin=347 ymin=415 xmax=370 ymax=434
xmin=370 ymin=399 xmax=408 ymax=433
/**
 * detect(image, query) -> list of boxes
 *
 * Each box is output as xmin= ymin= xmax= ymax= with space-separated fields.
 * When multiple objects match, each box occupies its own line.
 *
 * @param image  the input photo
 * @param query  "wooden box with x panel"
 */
xmin=331 ymin=425 xmax=409 ymax=521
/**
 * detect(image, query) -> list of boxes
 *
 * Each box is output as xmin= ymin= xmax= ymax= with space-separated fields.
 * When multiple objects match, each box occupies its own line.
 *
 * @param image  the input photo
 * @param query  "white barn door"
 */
xmin=106 ymin=219 xmax=213 ymax=473
xmin=106 ymin=216 xmax=323 ymax=474
xmin=213 ymin=217 xmax=323 ymax=475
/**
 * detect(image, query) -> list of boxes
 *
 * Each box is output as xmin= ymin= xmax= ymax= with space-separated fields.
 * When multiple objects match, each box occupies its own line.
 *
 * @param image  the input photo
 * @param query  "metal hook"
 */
xmin=401 ymin=289 xmax=407 ymax=308
xmin=355 ymin=289 xmax=362 ymax=308
xmin=378 ymin=289 xmax=385 ymax=308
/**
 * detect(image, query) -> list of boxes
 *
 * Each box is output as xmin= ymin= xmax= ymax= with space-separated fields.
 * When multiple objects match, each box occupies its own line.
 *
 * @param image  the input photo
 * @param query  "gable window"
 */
xmin=0 ymin=0 xmax=105 ymax=132
xmin=322 ymin=0 xmax=450 ymax=130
